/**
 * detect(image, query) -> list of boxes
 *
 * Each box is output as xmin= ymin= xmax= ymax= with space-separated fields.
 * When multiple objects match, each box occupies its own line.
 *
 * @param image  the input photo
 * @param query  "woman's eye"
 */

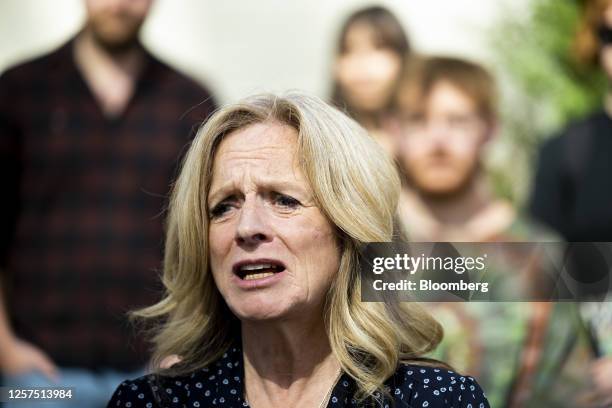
xmin=273 ymin=194 xmax=301 ymax=209
xmin=209 ymin=202 xmax=232 ymax=219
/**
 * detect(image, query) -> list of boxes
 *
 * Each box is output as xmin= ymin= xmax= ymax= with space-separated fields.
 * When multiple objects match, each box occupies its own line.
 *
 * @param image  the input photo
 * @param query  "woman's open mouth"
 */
xmin=233 ymin=260 xmax=286 ymax=281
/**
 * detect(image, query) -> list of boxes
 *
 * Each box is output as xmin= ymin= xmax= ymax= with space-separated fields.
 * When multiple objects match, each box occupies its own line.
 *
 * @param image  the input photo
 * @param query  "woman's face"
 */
xmin=207 ymin=122 xmax=340 ymax=322
xmin=335 ymin=22 xmax=402 ymax=114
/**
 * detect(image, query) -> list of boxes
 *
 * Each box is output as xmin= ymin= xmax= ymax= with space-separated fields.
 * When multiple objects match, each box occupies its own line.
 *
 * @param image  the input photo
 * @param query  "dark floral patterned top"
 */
xmin=108 ymin=344 xmax=489 ymax=407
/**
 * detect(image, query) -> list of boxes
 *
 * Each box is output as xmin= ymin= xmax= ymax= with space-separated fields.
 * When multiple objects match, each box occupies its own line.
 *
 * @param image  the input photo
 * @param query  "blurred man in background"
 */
xmin=395 ymin=56 xmax=514 ymax=242
xmin=394 ymin=56 xmax=591 ymax=407
xmin=0 ymin=0 xmax=216 ymax=406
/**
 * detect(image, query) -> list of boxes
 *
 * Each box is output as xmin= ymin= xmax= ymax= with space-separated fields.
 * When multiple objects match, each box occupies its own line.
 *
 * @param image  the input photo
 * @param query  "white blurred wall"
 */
xmin=0 ymin=0 xmax=528 ymax=103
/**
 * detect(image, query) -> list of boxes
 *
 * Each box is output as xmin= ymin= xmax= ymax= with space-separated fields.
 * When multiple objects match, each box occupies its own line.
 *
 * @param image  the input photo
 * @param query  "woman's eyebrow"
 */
xmin=254 ymin=174 xmax=315 ymax=199
xmin=208 ymin=178 xmax=311 ymax=205
xmin=258 ymin=179 xmax=307 ymax=192
xmin=208 ymin=183 xmax=235 ymax=207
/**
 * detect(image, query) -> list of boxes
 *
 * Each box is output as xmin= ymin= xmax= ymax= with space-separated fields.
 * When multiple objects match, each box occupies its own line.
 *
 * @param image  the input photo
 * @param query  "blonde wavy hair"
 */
xmin=135 ymin=92 xmax=443 ymax=403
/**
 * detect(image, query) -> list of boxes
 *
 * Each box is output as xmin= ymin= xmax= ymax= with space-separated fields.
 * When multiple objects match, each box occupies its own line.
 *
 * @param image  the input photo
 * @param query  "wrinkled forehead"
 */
xmin=208 ymin=122 xmax=306 ymax=191
xmin=217 ymin=121 xmax=296 ymax=153
xmin=213 ymin=121 xmax=299 ymax=161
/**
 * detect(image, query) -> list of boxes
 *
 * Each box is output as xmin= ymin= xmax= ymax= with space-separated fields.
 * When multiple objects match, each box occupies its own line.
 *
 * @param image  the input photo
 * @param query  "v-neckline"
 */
xmin=225 ymin=343 xmax=354 ymax=408
xmin=67 ymin=39 xmax=155 ymax=128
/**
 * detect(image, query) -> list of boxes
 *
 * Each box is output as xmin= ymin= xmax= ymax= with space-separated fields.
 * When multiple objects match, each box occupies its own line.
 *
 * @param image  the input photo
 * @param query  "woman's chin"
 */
xmin=232 ymin=303 xmax=290 ymax=322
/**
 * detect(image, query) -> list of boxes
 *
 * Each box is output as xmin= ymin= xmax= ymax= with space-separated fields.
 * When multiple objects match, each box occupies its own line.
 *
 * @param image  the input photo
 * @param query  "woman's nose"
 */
xmin=234 ymin=199 xmax=271 ymax=247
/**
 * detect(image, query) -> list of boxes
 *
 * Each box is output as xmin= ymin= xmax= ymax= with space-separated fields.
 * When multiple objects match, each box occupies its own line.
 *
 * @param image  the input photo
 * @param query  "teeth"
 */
xmin=243 ymin=272 xmax=275 ymax=281
xmin=240 ymin=263 xmax=274 ymax=271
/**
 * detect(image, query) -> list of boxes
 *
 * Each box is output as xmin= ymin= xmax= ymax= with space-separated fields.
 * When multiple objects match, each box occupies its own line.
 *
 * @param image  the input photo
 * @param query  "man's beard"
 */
xmin=86 ymin=19 xmax=143 ymax=55
xmin=406 ymin=162 xmax=482 ymax=202
xmin=92 ymin=33 xmax=139 ymax=55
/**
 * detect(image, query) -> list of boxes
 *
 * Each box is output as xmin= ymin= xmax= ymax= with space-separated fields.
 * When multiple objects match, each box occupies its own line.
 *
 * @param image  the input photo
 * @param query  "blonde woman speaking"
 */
xmin=108 ymin=92 xmax=489 ymax=408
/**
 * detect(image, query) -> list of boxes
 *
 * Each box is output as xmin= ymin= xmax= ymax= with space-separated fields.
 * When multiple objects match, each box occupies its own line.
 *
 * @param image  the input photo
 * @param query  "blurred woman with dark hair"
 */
xmin=332 ymin=5 xmax=410 ymax=155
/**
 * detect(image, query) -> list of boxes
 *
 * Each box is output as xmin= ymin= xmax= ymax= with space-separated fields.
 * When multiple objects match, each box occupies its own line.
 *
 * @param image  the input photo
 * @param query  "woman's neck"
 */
xmin=241 ymin=313 xmax=341 ymax=407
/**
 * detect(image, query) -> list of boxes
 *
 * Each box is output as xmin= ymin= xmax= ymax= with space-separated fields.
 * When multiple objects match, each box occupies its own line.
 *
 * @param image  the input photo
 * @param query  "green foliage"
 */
xmin=493 ymin=0 xmax=606 ymax=135
xmin=487 ymin=0 xmax=607 ymax=203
